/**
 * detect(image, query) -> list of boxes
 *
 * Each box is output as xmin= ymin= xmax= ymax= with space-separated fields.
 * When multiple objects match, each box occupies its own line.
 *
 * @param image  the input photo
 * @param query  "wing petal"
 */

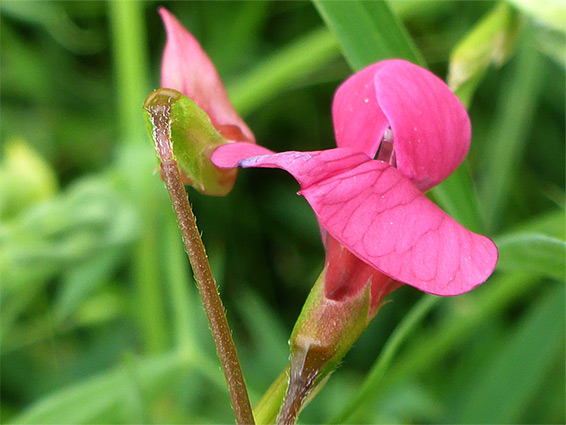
xmin=212 ymin=143 xmax=498 ymax=294
xmin=212 ymin=143 xmax=370 ymax=189
xmin=302 ymin=160 xmax=498 ymax=295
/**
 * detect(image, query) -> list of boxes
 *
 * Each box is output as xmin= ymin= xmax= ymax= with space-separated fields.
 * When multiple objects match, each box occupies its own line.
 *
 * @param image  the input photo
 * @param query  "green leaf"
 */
xmin=143 ymin=88 xmax=237 ymax=196
xmin=333 ymin=294 xmax=440 ymax=423
xmin=162 ymin=214 xmax=197 ymax=350
xmin=495 ymin=232 xmax=566 ymax=279
xmin=430 ymin=166 xmax=485 ymax=233
xmin=479 ymin=32 xmax=544 ymax=230
xmin=0 ymin=177 xmax=138 ymax=295
xmin=53 ymin=250 xmax=123 ymax=322
xmin=507 ymin=0 xmax=566 ymax=33
xmin=108 ymin=0 xmax=150 ymax=143
xmin=340 ymin=272 xmax=542 ymax=423
xmin=510 ymin=208 xmax=565 ymax=239
xmin=448 ymin=2 xmax=523 ymax=107
xmin=10 ymin=349 xmax=226 ymax=424
xmin=312 ymin=0 xmax=425 ymax=70
xmin=0 ymin=1 xmax=104 ymax=54
xmin=535 ymin=26 xmax=566 ymax=67
xmin=455 ymin=284 xmax=565 ymax=423
xmin=236 ymin=289 xmax=290 ymax=378
xmin=0 ymin=139 xmax=58 ymax=220
xmin=11 ymin=351 xmax=186 ymax=424
xmin=228 ymin=27 xmax=340 ymax=116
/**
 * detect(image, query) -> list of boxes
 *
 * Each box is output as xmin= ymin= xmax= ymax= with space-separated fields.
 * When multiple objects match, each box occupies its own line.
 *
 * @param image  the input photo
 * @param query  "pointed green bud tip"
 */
xmin=448 ymin=3 xmax=522 ymax=103
xmin=143 ymin=88 xmax=238 ymax=196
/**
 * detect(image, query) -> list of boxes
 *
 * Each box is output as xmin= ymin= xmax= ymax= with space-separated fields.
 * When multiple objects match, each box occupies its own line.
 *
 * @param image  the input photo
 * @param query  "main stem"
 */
xmin=148 ymin=102 xmax=255 ymax=425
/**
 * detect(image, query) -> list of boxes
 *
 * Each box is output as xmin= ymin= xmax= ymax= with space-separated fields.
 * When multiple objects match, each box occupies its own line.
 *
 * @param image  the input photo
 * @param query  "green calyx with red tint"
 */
xmin=143 ymin=88 xmax=237 ymax=196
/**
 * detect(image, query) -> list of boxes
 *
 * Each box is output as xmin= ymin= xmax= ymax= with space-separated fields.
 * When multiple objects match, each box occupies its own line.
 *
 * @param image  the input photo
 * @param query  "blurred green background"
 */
xmin=1 ymin=1 xmax=564 ymax=424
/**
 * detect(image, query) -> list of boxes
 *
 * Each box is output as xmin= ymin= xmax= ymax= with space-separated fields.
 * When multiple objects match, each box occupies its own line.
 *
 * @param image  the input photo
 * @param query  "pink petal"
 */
xmin=302 ymin=160 xmax=497 ymax=295
xmin=211 ymin=142 xmax=274 ymax=168
xmin=332 ymin=63 xmax=390 ymax=158
xmin=374 ymin=60 xmax=470 ymax=192
xmin=159 ymin=8 xmax=254 ymax=143
xmin=323 ymin=233 xmax=401 ymax=310
xmin=212 ymin=144 xmax=498 ymax=295
xmin=212 ymin=143 xmax=370 ymax=189
xmin=333 ymin=60 xmax=471 ymax=192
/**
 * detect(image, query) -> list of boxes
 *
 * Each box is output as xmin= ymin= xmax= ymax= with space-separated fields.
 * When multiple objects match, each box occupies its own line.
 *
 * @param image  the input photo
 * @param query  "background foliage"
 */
xmin=1 ymin=1 xmax=564 ymax=424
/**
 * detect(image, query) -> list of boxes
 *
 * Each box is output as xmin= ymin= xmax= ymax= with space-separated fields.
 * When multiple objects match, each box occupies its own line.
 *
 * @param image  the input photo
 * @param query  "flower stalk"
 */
xmin=144 ymin=94 xmax=254 ymax=425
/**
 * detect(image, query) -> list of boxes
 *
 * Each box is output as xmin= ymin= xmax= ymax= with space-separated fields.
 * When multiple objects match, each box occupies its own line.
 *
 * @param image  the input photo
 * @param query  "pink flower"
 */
xmin=159 ymin=7 xmax=254 ymax=144
xmin=153 ymin=8 xmax=254 ymax=195
xmin=211 ymin=60 xmax=498 ymax=298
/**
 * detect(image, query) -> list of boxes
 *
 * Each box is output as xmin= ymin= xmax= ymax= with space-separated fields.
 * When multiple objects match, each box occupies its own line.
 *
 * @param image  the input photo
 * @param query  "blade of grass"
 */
xmin=228 ymin=27 xmax=340 ymax=116
xmin=163 ymin=212 xmax=196 ymax=350
xmin=479 ymin=31 xmax=544 ymax=230
xmin=429 ymin=166 xmax=485 ymax=233
xmin=495 ymin=232 xmax=565 ymax=279
xmin=386 ymin=273 xmax=544 ymax=396
xmin=448 ymin=2 xmax=522 ymax=108
xmin=455 ymin=284 xmax=564 ymax=423
xmin=312 ymin=0 xmax=425 ymax=69
xmin=0 ymin=1 xmax=104 ymax=55
xmin=133 ymin=221 xmax=169 ymax=354
xmin=107 ymin=0 xmax=150 ymax=143
xmin=507 ymin=0 xmax=566 ymax=33
xmin=11 ymin=351 xmax=184 ymax=424
xmin=510 ymin=208 xmax=565 ymax=239
xmin=331 ymin=294 xmax=439 ymax=424
xmin=337 ymin=272 xmax=540 ymax=423
xmin=10 ymin=348 xmax=226 ymax=424
xmin=108 ymin=0 xmax=169 ymax=355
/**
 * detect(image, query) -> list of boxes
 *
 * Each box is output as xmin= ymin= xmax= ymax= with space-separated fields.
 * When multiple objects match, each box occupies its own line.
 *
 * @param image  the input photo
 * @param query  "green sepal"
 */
xmin=290 ymin=268 xmax=372 ymax=377
xmin=280 ymin=267 xmax=373 ymax=420
xmin=448 ymin=3 xmax=523 ymax=106
xmin=143 ymin=88 xmax=237 ymax=196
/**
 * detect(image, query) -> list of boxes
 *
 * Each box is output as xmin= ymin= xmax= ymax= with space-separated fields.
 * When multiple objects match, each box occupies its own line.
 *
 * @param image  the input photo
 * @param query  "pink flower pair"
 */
xmin=159 ymin=8 xmax=498 ymax=300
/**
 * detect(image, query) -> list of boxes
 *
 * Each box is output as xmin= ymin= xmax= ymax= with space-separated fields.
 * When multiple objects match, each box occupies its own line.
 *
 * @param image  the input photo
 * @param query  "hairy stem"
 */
xmin=146 ymin=100 xmax=255 ymax=425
